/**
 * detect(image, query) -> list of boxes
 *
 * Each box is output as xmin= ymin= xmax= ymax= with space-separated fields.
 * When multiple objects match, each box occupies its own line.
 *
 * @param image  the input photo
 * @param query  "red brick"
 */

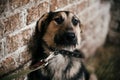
xmin=0 ymin=50 xmax=31 ymax=77
xmin=65 ymin=5 xmax=77 ymax=13
xmin=6 ymin=29 xmax=32 ymax=53
xmin=64 ymin=0 xmax=88 ymax=14
xmin=27 ymin=6 xmax=39 ymax=25
xmin=3 ymin=13 xmax=21 ymax=34
xmin=27 ymin=1 xmax=49 ymax=25
xmin=20 ymin=50 xmax=31 ymax=64
xmin=6 ymin=35 xmax=21 ymax=53
xmin=9 ymin=0 xmax=30 ymax=9
xmin=38 ymin=2 xmax=49 ymax=18
xmin=76 ymin=0 xmax=88 ymax=13
xmin=0 ymin=57 xmax=16 ymax=76
xmin=21 ymin=29 xmax=32 ymax=45
xmin=12 ymin=49 xmax=31 ymax=66
xmin=50 ymin=0 xmax=68 ymax=11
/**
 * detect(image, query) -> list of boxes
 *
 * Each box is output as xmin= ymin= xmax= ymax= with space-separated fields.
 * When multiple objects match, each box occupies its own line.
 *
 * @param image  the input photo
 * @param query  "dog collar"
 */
xmin=49 ymin=47 xmax=84 ymax=58
xmin=42 ymin=40 xmax=84 ymax=58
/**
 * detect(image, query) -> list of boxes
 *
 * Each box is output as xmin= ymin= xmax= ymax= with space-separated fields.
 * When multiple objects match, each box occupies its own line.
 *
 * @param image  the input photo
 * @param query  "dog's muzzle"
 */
xmin=54 ymin=32 xmax=77 ymax=46
xmin=65 ymin=32 xmax=76 ymax=42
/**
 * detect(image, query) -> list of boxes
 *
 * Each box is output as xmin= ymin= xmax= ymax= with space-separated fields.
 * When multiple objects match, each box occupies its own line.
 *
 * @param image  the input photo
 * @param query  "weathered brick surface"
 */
xmin=50 ymin=0 xmax=68 ymax=11
xmin=0 ymin=50 xmax=31 ymax=77
xmin=20 ymin=49 xmax=31 ymax=64
xmin=9 ymin=0 xmax=30 ymax=9
xmin=64 ymin=0 xmax=88 ymax=14
xmin=3 ymin=13 xmax=21 ymax=34
xmin=27 ymin=1 xmax=49 ymax=25
xmin=76 ymin=0 xmax=88 ymax=13
xmin=6 ymin=29 xmax=32 ymax=53
xmin=14 ymin=51 xmax=31 ymax=73
xmin=0 ymin=56 xmax=16 ymax=76
xmin=14 ymin=49 xmax=31 ymax=66
xmin=27 ymin=6 xmax=39 ymax=25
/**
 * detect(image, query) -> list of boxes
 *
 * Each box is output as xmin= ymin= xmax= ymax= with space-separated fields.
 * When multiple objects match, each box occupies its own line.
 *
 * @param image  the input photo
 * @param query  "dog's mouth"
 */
xmin=54 ymin=32 xmax=78 ymax=48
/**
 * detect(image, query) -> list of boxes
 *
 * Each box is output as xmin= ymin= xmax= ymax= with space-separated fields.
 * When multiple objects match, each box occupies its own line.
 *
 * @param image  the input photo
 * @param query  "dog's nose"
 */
xmin=66 ymin=32 xmax=76 ymax=40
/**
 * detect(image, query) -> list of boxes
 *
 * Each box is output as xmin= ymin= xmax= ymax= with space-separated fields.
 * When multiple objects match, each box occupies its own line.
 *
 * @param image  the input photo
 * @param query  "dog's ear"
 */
xmin=35 ymin=12 xmax=54 ymax=37
xmin=37 ymin=13 xmax=49 ymax=32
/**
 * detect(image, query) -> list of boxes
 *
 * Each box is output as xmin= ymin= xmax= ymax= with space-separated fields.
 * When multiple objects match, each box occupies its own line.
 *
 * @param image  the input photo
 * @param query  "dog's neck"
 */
xmin=42 ymin=41 xmax=84 ymax=58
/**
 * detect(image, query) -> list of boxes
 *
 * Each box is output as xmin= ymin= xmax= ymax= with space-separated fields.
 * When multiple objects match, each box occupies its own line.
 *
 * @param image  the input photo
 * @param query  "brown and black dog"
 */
xmin=28 ymin=11 xmax=89 ymax=80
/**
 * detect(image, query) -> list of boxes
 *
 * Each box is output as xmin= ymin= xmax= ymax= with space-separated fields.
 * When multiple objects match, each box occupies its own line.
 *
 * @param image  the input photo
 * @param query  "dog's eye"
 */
xmin=72 ymin=17 xmax=79 ymax=26
xmin=54 ymin=17 xmax=64 ymax=24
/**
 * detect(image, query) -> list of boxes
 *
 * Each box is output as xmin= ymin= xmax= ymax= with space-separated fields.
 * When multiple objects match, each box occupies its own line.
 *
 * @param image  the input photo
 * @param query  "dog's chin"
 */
xmin=61 ymin=45 xmax=77 ymax=51
xmin=55 ymin=41 xmax=78 ymax=51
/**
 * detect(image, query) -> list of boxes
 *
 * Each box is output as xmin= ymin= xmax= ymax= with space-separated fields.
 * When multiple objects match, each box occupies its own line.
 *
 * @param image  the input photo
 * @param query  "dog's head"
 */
xmin=36 ymin=11 xmax=82 ymax=51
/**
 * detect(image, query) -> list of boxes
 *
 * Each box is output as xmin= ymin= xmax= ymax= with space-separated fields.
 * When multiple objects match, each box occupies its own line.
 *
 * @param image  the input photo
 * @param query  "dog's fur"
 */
xmin=28 ymin=11 xmax=89 ymax=80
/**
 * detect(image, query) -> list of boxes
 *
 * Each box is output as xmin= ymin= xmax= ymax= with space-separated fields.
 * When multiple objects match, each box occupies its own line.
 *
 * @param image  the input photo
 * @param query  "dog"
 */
xmin=28 ymin=11 xmax=89 ymax=80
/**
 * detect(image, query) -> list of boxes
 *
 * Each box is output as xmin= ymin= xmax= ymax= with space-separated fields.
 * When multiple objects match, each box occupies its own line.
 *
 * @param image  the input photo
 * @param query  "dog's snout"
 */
xmin=54 ymin=31 xmax=77 ymax=46
xmin=66 ymin=32 xmax=76 ymax=40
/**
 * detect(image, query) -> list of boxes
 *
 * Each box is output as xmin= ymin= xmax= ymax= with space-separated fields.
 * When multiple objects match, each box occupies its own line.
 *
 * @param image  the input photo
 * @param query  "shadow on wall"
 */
xmin=87 ymin=0 xmax=120 ymax=80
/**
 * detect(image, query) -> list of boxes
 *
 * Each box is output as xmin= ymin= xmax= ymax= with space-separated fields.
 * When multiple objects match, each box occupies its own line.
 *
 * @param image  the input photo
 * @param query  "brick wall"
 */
xmin=0 ymin=0 xmax=110 ymax=80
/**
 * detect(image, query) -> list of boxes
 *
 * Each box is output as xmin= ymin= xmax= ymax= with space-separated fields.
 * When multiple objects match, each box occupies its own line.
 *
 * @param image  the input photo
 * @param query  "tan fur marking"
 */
xmin=66 ymin=58 xmax=81 ymax=79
